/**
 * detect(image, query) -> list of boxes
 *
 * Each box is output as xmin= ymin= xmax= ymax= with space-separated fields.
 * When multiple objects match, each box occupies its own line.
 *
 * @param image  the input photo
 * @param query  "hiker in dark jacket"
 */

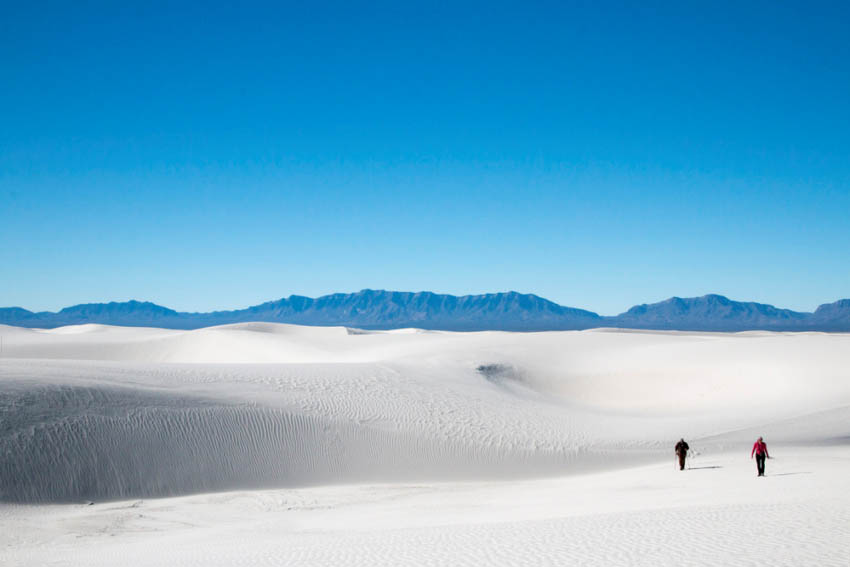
xmin=751 ymin=437 xmax=770 ymax=476
xmin=675 ymin=438 xmax=690 ymax=470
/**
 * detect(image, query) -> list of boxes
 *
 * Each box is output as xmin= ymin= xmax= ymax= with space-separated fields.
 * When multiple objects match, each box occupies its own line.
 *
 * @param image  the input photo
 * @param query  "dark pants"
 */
xmin=678 ymin=453 xmax=686 ymax=470
xmin=756 ymin=454 xmax=766 ymax=476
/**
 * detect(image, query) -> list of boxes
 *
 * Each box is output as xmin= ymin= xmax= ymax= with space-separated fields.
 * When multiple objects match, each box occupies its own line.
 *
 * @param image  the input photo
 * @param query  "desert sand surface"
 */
xmin=1 ymin=323 xmax=848 ymax=566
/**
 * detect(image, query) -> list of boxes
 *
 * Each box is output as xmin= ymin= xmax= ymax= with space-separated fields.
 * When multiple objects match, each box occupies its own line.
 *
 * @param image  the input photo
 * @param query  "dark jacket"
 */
xmin=675 ymin=440 xmax=689 ymax=455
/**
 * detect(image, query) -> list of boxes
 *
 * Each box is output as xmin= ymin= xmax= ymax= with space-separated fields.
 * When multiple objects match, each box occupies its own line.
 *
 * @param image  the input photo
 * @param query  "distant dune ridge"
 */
xmin=1 ymin=290 xmax=849 ymax=331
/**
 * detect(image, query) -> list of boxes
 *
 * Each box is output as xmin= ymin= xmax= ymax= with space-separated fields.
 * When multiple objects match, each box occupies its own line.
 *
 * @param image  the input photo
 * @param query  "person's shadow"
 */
xmin=768 ymin=472 xmax=812 ymax=477
xmin=687 ymin=466 xmax=722 ymax=470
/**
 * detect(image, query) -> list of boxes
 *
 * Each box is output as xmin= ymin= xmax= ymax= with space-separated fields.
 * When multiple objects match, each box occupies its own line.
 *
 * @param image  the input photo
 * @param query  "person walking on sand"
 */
xmin=675 ymin=438 xmax=690 ymax=471
xmin=751 ymin=436 xmax=770 ymax=476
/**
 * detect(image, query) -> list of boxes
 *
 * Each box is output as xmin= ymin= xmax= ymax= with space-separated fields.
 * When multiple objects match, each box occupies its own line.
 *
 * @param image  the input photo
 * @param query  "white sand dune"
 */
xmin=1 ymin=323 xmax=848 ymax=565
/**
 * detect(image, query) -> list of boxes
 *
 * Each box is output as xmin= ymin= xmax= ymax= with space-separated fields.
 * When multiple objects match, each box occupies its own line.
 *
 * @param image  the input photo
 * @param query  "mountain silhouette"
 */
xmin=1 ymin=291 xmax=848 ymax=332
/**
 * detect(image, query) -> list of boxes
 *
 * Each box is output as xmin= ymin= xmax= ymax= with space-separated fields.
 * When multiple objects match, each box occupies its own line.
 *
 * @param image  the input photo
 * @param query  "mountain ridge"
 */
xmin=1 ymin=290 xmax=848 ymax=332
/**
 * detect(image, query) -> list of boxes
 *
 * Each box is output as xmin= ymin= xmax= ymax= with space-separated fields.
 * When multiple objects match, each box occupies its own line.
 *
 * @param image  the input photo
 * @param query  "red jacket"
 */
xmin=751 ymin=440 xmax=769 ymax=458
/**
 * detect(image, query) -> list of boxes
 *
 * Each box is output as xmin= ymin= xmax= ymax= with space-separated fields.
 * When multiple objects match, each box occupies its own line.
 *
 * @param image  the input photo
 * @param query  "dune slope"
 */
xmin=1 ymin=324 xmax=849 ymax=503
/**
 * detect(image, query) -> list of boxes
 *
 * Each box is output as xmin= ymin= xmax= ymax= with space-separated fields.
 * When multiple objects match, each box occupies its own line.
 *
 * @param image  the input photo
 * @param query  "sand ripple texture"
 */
xmin=136 ymin=502 xmax=849 ymax=567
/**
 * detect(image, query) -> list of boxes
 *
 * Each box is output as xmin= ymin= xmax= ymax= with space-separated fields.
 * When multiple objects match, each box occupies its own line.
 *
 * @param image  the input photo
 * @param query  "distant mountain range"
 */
xmin=1 ymin=290 xmax=849 ymax=332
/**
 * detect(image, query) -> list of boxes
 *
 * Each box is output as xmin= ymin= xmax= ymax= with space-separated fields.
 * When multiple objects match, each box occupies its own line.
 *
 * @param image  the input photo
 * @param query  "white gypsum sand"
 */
xmin=1 ymin=323 xmax=848 ymax=566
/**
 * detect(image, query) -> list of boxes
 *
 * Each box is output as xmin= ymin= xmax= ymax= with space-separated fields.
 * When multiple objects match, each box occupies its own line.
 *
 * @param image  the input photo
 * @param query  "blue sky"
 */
xmin=2 ymin=1 xmax=849 ymax=315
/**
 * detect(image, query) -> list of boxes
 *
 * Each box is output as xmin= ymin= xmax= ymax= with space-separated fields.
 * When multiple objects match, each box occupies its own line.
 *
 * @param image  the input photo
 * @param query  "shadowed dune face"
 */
xmin=0 ymin=381 xmax=578 ymax=502
xmin=1 ymin=324 xmax=849 ymax=502
xmin=0 ymin=371 xmax=614 ymax=503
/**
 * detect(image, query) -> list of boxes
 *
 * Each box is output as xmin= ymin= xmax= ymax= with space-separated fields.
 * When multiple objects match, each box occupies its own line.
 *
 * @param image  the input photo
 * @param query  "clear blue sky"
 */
xmin=2 ymin=1 xmax=849 ymax=315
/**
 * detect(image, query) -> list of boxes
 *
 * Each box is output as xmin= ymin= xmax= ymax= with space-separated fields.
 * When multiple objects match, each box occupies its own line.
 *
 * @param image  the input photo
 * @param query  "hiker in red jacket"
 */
xmin=751 ymin=437 xmax=770 ymax=476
